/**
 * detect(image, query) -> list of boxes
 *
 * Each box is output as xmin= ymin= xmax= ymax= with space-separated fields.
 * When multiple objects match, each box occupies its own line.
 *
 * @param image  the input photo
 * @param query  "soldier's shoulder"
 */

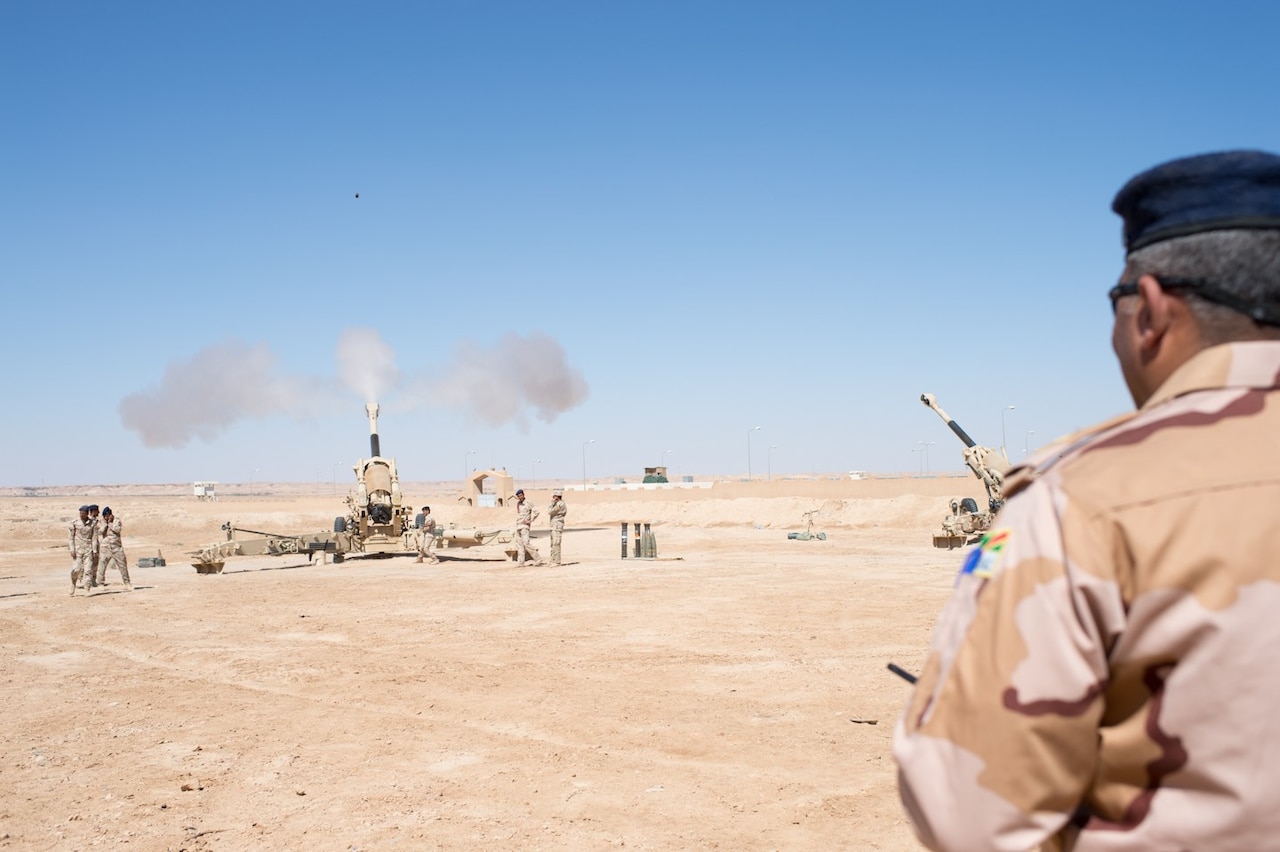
xmin=1003 ymin=411 xmax=1140 ymax=500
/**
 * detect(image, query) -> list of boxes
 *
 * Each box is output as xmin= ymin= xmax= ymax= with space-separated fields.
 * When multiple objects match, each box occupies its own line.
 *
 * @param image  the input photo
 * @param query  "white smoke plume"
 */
xmin=120 ymin=328 xmax=587 ymax=448
xmin=427 ymin=331 xmax=589 ymax=427
xmin=336 ymin=326 xmax=399 ymax=403
xmin=118 ymin=340 xmax=333 ymax=448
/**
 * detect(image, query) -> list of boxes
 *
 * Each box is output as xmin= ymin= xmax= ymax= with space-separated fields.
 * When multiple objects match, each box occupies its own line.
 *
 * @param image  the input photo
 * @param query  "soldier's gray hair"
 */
xmin=1125 ymin=229 xmax=1280 ymax=343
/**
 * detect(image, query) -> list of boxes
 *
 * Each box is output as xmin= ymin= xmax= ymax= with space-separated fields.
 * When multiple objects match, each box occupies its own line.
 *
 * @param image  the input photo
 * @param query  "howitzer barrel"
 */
xmin=920 ymin=393 xmax=977 ymax=448
xmin=365 ymin=402 xmax=381 ymax=458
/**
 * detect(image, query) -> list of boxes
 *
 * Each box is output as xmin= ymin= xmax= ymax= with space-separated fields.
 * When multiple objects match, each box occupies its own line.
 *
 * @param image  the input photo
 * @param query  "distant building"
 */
xmin=194 ymin=481 xmax=218 ymax=501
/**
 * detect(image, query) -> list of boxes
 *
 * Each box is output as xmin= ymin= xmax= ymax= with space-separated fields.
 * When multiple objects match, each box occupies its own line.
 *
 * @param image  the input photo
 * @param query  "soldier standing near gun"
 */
xmin=87 ymin=503 xmax=101 ymax=585
xmin=68 ymin=505 xmax=96 ymax=595
xmin=547 ymin=489 xmax=567 ymax=566
xmin=894 ymin=150 xmax=1280 ymax=850
xmin=514 ymin=489 xmax=541 ymax=566
xmin=96 ymin=507 xmax=132 ymax=590
xmin=416 ymin=505 xmax=439 ymax=564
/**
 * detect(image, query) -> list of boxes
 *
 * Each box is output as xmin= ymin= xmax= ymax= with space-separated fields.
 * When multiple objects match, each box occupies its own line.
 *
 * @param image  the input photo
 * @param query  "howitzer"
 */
xmin=187 ymin=402 xmax=519 ymax=574
xmin=920 ymin=393 xmax=1006 ymax=514
xmin=920 ymin=393 xmax=1010 ymax=549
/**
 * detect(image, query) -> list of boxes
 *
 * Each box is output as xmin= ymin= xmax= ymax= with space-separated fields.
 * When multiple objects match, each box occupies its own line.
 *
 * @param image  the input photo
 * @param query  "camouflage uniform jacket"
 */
xmin=894 ymin=341 xmax=1280 ymax=851
xmin=97 ymin=517 xmax=123 ymax=551
xmin=68 ymin=517 xmax=96 ymax=557
xmin=548 ymin=499 xmax=567 ymax=530
xmin=515 ymin=500 xmax=538 ymax=530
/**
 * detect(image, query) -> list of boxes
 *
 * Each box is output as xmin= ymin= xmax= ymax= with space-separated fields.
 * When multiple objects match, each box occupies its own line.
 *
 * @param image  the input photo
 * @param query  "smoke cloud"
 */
xmin=120 ymin=328 xmax=588 ymax=448
xmin=337 ymin=327 xmax=399 ymax=403
xmin=118 ymin=340 xmax=333 ymax=448
xmin=427 ymin=331 xmax=589 ymax=427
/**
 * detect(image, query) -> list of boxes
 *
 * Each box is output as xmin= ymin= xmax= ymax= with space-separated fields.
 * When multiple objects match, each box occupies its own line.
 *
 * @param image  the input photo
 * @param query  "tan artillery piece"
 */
xmin=920 ymin=393 xmax=1009 ymax=549
xmin=189 ymin=403 xmax=516 ymax=572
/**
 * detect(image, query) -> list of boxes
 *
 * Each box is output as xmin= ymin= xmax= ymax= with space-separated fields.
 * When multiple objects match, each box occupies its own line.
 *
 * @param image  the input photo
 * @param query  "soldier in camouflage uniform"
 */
xmin=87 ymin=503 xmax=101 ymax=585
xmin=68 ymin=505 xmax=97 ymax=595
xmin=547 ymin=489 xmax=567 ymax=566
xmin=894 ymin=150 xmax=1280 ymax=850
xmin=416 ymin=505 xmax=439 ymax=564
xmin=95 ymin=507 xmax=132 ymax=590
xmin=514 ymin=489 xmax=541 ymax=566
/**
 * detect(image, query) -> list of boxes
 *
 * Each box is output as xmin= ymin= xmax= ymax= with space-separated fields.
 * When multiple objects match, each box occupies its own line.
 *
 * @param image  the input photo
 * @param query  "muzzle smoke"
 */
xmin=427 ymin=331 xmax=589 ymax=427
xmin=119 ymin=329 xmax=588 ymax=448
xmin=118 ymin=341 xmax=331 ymax=448
xmin=337 ymin=327 xmax=398 ymax=403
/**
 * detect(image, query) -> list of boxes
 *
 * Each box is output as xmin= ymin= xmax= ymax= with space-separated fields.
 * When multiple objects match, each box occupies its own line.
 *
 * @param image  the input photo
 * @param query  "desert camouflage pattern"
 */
xmin=894 ymin=341 xmax=1280 ymax=851
xmin=548 ymin=498 xmax=567 ymax=565
xmin=417 ymin=512 xmax=438 ymax=564
xmin=68 ymin=516 xmax=97 ymax=592
xmin=515 ymin=499 xmax=540 ymax=565
xmin=89 ymin=508 xmax=101 ymax=578
xmin=96 ymin=516 xmax=131 ymax=587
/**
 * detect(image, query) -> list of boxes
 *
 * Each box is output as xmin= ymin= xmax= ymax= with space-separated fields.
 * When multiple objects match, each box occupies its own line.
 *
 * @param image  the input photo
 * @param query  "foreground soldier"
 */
xmin=894 ymin=150 xmax=1280 ymax=850
xmin=96 ymin=507 xmax=133 ymax=590
xmin=547 ymin=489 xmax=567 ymax=566
xmin=514 ymin=489 xmax=541 ymax=566
xmin=67 ymin=505 xmax=96 ymax=595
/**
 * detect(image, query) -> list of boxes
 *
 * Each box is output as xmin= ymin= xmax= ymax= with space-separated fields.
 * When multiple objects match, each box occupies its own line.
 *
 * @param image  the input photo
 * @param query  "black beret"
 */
xmin=102 ymin=506 xmax=112 ymax=515
xmin=1112 ymin=149 xmax=1280 ymax=253
xmin=87 ymin=504 xmax=99 ymax=511
xmin=79 ymin=505 xmax=90 ymax=512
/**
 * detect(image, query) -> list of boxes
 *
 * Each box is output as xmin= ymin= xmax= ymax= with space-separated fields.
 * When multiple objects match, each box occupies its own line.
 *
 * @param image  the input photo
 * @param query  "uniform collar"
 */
xmin=1142 ymin=340 xmax=1280 ymax=410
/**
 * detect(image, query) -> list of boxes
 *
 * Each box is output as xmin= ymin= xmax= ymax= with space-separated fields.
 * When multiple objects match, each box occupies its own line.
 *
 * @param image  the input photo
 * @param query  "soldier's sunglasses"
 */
xmin=1108 ymin=275 xmax=1280 ymax=326
xmin=1107 ymin=277 xmax=1205 ymax=314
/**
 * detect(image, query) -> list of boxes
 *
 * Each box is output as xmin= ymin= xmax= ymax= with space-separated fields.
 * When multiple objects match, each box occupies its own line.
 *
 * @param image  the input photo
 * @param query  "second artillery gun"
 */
xmin=919 ymin=393 xmax=1009 ymax=549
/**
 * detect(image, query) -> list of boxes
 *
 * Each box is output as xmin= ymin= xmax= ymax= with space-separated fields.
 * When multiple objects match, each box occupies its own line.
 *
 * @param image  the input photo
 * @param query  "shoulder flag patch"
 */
xmin=959 ymin=529 xmax=1011 ymax=580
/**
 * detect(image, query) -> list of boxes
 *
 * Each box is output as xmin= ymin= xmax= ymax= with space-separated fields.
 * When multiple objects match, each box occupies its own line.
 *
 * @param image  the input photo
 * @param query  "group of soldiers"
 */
xmin=68 ymin=503 xmax=132 ymax=596
xmin=412 ymin=488 xmax=569 ymax=567
xmin=514 ymin=487 xmax=568 ymax=567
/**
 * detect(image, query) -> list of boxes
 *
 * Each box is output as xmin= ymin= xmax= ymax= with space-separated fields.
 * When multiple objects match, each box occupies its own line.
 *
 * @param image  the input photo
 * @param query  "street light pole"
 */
xmin=768 ymin=445 xmax=778 ymax=481
xmin=912 ymin=447 xmax=924 ymax=475
xmin=464 ymin=449 xmax=476 ymax=481
xmin=662 ymin=448 xmax=672 ymax=471
xmin=917 ymin=441 xmax=935 ymax=475
xmin=1001 ymin=405 xmax=1016 ymax=460
xmin=746 ymin=426 xmax=762 ymax=480
xmin=1024 ymin=430 xmax=1036 ymax=457
xmin=582 ymin=440 xmax=595 ymax=491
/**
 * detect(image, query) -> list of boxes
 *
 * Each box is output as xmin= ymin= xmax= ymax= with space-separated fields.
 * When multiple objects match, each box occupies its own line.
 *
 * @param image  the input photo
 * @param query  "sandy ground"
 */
xmin=0 ymin=477 xmax=973 ymax=851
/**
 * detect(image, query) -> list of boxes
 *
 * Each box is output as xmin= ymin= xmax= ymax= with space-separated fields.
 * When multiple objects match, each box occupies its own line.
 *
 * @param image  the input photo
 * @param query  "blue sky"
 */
xmin=5 ymin=2 xmax=1278 ymax=487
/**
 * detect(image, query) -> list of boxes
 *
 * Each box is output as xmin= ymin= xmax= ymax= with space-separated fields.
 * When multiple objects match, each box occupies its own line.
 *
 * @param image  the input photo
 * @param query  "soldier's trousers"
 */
xmin=70 ymin=551 xmax=94 ymax=591
xmin=516 ymin=528 xmax=539 ymax=565
xmin=417 ymin=531 xmax=438 ymax=563
xmin=549 ymin=526 xmax=563 ymax=565
xmin=98 ymin=547 xmax=130 ymax=585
